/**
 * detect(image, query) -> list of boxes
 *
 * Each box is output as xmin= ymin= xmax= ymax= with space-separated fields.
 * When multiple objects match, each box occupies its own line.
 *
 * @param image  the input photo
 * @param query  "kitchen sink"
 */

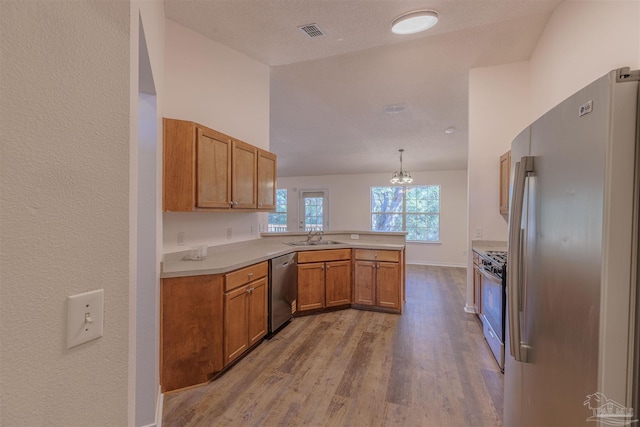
xmin=286 ymin=240 xmax=343 ymax=247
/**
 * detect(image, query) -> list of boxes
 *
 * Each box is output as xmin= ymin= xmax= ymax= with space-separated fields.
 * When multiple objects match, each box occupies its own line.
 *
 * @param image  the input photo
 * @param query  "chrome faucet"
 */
xmin=306 ymin=230 xmax=323 ymax=242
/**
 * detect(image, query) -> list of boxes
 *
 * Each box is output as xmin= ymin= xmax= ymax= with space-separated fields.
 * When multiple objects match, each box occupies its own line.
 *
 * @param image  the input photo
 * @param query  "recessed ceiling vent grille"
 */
xmin=298 ymin=24 xmax=325 ymax=38
xmin=384 ymin=103 xmax=407 ymax=114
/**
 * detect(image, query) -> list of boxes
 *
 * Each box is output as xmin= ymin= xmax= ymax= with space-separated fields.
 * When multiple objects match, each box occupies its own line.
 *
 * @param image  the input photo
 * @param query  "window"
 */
xmin=268 ymin=189 xmax=287 ymax=232
xmin=299 ymin=189 xmax=328 ymax=231
xmin=371 ymin=186 xmax=440 ymax=242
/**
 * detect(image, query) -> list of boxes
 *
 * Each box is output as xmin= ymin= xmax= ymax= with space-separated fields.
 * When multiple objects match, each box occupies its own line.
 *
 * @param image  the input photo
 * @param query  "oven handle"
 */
xmin=507 ymin=156 xmax=534 ymax=363
xmin=479 ymin=267 xmax=501 ymax=283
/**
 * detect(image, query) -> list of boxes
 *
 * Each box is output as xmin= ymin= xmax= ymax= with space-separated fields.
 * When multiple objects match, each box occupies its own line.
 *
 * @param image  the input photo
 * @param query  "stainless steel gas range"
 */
xmin=478 ymin=250 xmax=507 ymax=372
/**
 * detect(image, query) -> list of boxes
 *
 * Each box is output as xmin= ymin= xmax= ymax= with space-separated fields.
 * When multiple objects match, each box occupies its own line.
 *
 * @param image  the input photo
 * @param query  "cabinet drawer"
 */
xmin=354 ymin=249 xmax=399 ymax=262
xmin=298 ymin=249 xmax=351 ymax=263
xmin=225 ymin=261 xmax=268 ymax=292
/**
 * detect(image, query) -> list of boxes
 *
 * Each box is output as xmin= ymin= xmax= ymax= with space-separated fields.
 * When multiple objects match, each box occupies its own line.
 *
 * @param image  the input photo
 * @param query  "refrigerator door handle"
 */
xmin=507 ymin=156 xmax=534 ymax=363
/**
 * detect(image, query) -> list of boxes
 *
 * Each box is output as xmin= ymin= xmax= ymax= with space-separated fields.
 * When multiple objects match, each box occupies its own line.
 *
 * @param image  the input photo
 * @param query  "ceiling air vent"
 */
xmin=298 ymin=23 xmax=325 ymax=38
xmin=384 ymin=103 xmax=407 ymax=114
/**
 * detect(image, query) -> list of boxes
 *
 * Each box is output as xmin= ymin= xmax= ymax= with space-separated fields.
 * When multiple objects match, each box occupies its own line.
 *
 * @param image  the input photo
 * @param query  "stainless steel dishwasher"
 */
xmin=268 ymin=252 xmax=297 ymax=336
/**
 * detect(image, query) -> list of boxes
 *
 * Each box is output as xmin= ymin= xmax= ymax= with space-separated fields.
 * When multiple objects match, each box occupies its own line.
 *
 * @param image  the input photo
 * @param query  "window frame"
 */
xmin=370 ymin=185 xmax=441 ymax=243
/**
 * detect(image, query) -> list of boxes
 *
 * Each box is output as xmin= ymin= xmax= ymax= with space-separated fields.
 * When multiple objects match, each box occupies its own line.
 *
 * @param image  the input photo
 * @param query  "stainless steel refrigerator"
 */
xmin=505 ymin=68 xmax=640 ymax=426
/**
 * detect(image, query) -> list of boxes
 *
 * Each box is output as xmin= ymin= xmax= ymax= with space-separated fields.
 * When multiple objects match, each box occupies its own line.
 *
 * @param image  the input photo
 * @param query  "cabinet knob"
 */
xmin=258 ymin=203 xmax=263 ymax=207
xmin=234 ymin=201 xmax=239 ymax=206
xmin=376 ymin=264 xmax=380 ymax=269
xmin=248 ymin=272 xmax=254 ymax=277
xmin=229 ymin=201 xmax=234 ymax=207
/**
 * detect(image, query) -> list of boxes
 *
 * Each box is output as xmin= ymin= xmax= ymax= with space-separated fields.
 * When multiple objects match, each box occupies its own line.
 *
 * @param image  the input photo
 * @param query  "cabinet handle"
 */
xmin=248 ymin=272 xmax=254 ymax=278
xmin=321 ymin=265 xmax=325 ymax=270
xmin=376 ymin=264 xmax=380 ymax=269
xmin=326 ymin=265 xmax=330 ymax=269
xmin=234 ymin=201 xmax=239 ymax=206
xmin=258 ymin=203 xmax=263 ymax=207
xmin=229 ymin=201 xmax=234 ymax=207
xmin=374 ymin=253 xmax=378 ymax=258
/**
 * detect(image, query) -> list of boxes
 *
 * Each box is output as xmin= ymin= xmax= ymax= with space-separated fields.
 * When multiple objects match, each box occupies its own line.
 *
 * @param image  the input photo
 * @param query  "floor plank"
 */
xmin=163 ymin=265 xmax=503 ymax=426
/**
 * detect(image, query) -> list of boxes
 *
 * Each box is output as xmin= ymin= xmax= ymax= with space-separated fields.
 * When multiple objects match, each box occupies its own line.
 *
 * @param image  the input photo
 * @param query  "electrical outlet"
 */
xmin=227 ymin=227 xmax=232 ymax=239
xmin=259 ymin=223 xmax=264 ymax=232
xmin=251 ymin=225 xmax=255 ymax=235
xmin=67 ymin=289 xmax=104 ymax=349
xmin=475 ymin=227 xmax=483 ymax=238
xmin=178 ymin=232 xmax=185 ymax=246
xmin=351 ymin=234 xmax=360 ymax=240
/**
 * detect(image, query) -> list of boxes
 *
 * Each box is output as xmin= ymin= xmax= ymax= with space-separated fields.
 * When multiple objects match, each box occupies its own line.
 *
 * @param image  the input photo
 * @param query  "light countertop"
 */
xmin=161 ymin=232 xmax=406 ymax=278
xmin=471 ymin=240 xmax=507 ymax=259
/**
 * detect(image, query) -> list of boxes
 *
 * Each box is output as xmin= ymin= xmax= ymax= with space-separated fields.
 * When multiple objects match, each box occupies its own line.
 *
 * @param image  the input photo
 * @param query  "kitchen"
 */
xmin=1 ymin=1 xmax=639 ymax=427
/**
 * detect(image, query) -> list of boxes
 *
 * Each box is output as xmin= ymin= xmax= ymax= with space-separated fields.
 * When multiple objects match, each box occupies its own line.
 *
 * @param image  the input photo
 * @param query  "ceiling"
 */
xmin=164 ymin=0 xmax=561 ymax=177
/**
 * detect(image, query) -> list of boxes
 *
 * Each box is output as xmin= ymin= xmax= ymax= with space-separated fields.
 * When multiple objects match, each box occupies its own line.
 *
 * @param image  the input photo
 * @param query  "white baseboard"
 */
xmin=406 ymin=261 xmax=467 ymax=268
xmin=140 ymin=386 xmax=163 ymax=427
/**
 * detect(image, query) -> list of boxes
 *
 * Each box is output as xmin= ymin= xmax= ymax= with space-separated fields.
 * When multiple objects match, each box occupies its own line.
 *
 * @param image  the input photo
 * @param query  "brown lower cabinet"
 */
xmin=224 ymin=262 xmax=268 ymax=366
xmin=297 ymin=249 xmax=352 ymax=312
xmin=473 ymin=252 xmax=482 ymax=314
xmin=353 ymin=249 xmax=402 ymax=313
xmin=160 ymin=274 xmax=224 ymax=392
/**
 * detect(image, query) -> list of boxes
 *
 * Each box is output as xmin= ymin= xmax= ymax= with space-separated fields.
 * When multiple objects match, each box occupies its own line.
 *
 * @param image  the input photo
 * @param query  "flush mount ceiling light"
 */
xmin=390 ymin=149 xmax=413 ymax=184
xmin=391 ymin=10 xmax=439 ymax=35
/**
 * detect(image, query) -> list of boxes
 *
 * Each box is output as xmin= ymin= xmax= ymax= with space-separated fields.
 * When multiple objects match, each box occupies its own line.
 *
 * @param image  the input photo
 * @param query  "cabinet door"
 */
xmin=161 ymin=275 xmax=224 ymax=392
xmin=197 ymin=128 xmax=232 ymax=208
xmin=297 ymin=263 xmax=325 ymax=311
xmin=474 ymin=266 xmax=482 ymax=314
xmin=499 ymin=150 xmax=511 ymax=215
xmin=257 ymin=149 xmax=276 ymax=210
xmin=325 ymin=260 xmax=351 ymax=307
xmin=376 ymin=262 xmax=400 ymax=310
xmin=224 ymin=285 xmax=249 ymax=365
xmin=353 ymin=260 xmax=375 ymax=306
xmin=248 ymin=277 xmax=268 ymax=346
xmin=231 ymin=140 xmax=257 ymax=209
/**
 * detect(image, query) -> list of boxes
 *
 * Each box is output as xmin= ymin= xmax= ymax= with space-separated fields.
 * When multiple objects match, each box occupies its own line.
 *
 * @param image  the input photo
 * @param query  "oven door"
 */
xmin=479 ymin=267 xmax=505 ymax=371
xmin=480 ymin=267 xmax=504 ymax=340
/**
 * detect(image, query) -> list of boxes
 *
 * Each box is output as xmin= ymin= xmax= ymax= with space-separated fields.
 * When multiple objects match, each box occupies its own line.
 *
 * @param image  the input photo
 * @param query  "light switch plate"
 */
xmin=67 ymin=289 xmax=104 ymax=349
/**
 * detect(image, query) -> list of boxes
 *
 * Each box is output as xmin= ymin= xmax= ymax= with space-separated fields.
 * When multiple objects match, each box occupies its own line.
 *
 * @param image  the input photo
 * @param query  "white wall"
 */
xmin=530 ymin=1 xmax=640 ymax=121
xmin=130 ymin=1 xmax=166 ymax=425
xmin=162 ymin=20 xmax=270 ymax=253
xmin=466 ymin=1 xmax=640 ymax=309
xmin=277 ymin=170 xmax=468 ymax=267
xmin=1 ymin=2 xmax=131 ymax=425
xmin=466 ymin=61 xmax=531 ymax=305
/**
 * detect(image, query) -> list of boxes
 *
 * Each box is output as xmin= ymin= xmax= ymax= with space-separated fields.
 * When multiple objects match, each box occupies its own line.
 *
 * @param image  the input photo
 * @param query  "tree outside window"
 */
xmin=371 ymin=186 xmax=440 ymax=242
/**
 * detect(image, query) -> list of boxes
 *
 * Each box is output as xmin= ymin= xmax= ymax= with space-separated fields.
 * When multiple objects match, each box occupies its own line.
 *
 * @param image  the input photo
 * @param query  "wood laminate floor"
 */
xmin=163 ymin=265 xmax=504 ymax=427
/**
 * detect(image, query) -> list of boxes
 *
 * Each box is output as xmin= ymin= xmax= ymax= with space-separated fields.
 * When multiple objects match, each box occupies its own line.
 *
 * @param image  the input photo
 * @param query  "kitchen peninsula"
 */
xmin=160 ymin=231 xmax=406 ymax=392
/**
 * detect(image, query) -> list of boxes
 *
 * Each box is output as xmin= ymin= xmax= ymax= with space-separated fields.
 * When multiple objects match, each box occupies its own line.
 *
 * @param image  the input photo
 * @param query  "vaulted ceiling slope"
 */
xmin=164 ymin=0 xmax=561 ymax=177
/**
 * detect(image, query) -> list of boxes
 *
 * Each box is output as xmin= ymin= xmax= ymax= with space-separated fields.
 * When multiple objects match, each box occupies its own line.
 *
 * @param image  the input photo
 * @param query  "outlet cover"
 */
xmin=226 ymin=227 xmax=232 ymax=239
xmin=67 ymin=289 xmax=104 ymax=349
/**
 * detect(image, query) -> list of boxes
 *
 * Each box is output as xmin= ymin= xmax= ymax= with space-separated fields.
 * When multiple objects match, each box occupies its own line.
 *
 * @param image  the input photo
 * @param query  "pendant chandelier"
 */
xmin=390 ymin=149 xmax=413 ymax=184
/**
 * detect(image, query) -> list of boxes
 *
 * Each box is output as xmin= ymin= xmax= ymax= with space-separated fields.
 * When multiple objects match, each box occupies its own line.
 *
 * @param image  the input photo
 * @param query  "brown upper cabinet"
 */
xmin=163 ymin=118 xmax=277 ymax=212
xmin=499 ymin=150 xmax=511 ymax=215
xmin=257 ymin=149 xmax=277 ymax=210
